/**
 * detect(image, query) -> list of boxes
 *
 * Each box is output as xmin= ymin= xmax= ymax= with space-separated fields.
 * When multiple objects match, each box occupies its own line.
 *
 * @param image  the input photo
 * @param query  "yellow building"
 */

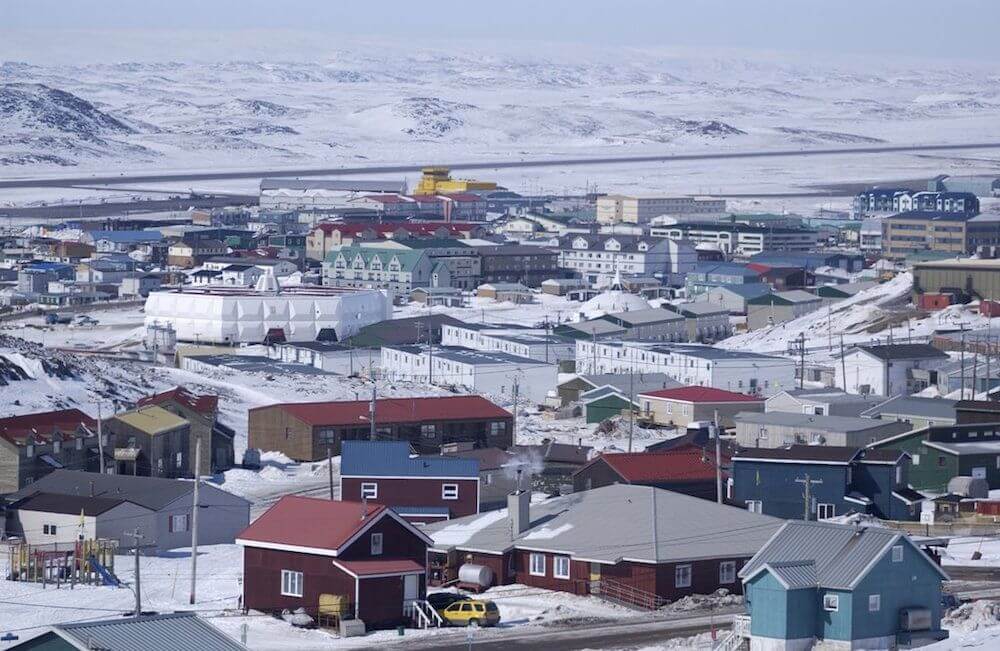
xmin=413 ymin=166 xmax=496 ymax=195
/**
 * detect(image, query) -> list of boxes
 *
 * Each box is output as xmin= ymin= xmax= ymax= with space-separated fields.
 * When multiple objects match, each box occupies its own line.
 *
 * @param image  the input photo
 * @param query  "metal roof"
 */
xmin=578 ymin=373 xmax=682 ymax=395
xmin=741 ymin=521 xmax=949 ymax=590
xmin=340 ymin=441 xmax=479 ymax=478
xmin=923 ymin=440 xmax=1000 ymax=455
xmin=601 ymin=308 xmax=683 ymax=326
xmin=861 ymin=396 xmax=958 ymax=421
xmin=426 ymin=483 xmax=782 ymax=564
xmin=48 ymin=613 xmax=247 ymax=651
xmin=850 ymin=343 xmax=949 ymax=361
xmin=733 ymin=411 xmax=906 ymax=433
xmin=114 ymin=405 xmax=189 ymax=435
xmin=11 ymin=492 xmax=133 ymax=516
xmin=766 ymin=560 xmax=818 ymax=589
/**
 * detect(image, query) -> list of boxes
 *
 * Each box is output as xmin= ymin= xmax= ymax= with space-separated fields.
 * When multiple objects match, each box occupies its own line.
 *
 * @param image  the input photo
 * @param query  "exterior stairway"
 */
xmin=589 ymin=578 xmax=668 ymax=610
xmin=404 ymin=600 xmax=445 ymax=629
xmin=713 ymin=614 xmax=751 ymax=651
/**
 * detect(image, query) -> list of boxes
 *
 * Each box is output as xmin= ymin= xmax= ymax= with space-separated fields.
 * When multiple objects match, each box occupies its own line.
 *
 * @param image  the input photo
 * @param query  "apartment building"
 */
xmin=596 ymin=195 xmax=726 ymax=225
xmin=649 ymin=222 xmax=818 ymax=256
xmin=555 ymin=234 xmax=696 ymax=284
xmin=882 ymin=212 xmax=1000 ymax=256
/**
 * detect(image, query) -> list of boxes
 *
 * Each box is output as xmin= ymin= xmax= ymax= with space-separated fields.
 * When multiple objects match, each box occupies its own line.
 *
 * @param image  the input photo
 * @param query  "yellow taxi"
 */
xmin=437 ymin=599 xmax=501 ymax=627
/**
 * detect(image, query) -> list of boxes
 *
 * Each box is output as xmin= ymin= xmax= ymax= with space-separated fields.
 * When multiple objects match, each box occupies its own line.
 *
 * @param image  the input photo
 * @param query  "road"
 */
xmin=4 ymin=141 xmax=1000 ymax=189
xmin=0 ymin=195 xmax=255 ymax=220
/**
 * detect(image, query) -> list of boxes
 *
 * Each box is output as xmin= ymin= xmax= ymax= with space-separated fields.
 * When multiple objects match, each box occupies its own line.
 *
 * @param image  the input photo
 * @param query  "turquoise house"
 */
xmin=732 ymin=521 xmax=948 ymax=651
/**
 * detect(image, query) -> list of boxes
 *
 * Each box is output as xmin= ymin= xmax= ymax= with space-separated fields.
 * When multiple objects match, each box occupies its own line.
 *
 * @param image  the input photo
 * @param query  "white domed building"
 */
xmin=579 ymin=273 xmax=652 ymax=319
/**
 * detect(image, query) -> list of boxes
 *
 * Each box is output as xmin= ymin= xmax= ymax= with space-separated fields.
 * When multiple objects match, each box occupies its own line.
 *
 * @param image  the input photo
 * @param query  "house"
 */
xmin=868 ymin=423 xmax=1000 ymax=492
xmin=556 ymin=372 xmax=681 ymax=407
xmin=861 ymin=396 xmax=958 ymax=430
xmin=509 ymin=439 xmax=593 ymax=494
xmin=746 ymin=290 xmax=823 ymax=330
xmin=664 ymin=302 xmax=732 ymax=342
xmin=426 ymin=484 xmax=782 ymax=604
xmin=103 ymin=405 xmax=191 ymax=478
xmin=324 ymin=245 xmax=445 ymax=293
xmin=339 ymin=441 xmax=480 ymax=524
xmin=476 ymin=282 xmax=534 ymax=303
xmin=4 ymin=470 xmax=250 ymax=553
xmin=555 ymin=234 xmax=696 ymax=285
xmin=572 ymin=447 xmax=727 ymax=501
xmin=581 ymin=385 xmax=638 ymax=424
xmin=167 ymin=239 xmax=228 ymax=268
xmin=955 ymin=399 xmax=1000 ymax=425
xmin=540 ymin=277 xmax=590 ymax=296
xmin=248 ymin=396 xmax=513 ymax=460
xmin=598 ymin=308 xmax=687 ymax=342
xmin=0 ymin=409 xmax=100 ymax=493
xmin=476 ymin=244 xmax=559 ymax=287
xmin=343 ymin=313 xmax=464 ymax=348
xmin=555 ymin=319 xmax=628 ymax=341
xmin=765 ymin=388 xmax=884 ymax=418
xmin=737 ymin=521 xmax=949 ymax=651
xmin=5 ymin=492 xmax=154 ymax=547
xmin=683 ymin=263 xmax=763 ymax=296
xmin=7 ymin=613 xmax=248 ymax=651
xmin=639 ymin=386 xmax=764 ymax=429
xmin=410 ymin=286 xmax=464 ymax=307
xmin=86 ymin=230 xmax=163 ymax=253
xmin=732 ymin=445 xmax=921 ymax=522
xmin=746 ymin=264 xmax=815 ymax=291
xmin=701 ymin=283 xmax=772 ymax=315
xmin=835 ymin=343 xmax=949 ymax=396
xmin=119 ymin=273 xmax=162 ymax=297
xmin=136 ymin=386 xmax=236 ymax=475
xmin=442 ymin=445 xmax=517 ymax=511
xmin=237 ymin=496 xmax=433 ymax=629
xmin=266 ymin=340 xmax=355 ymax=373
xmin=733 ymin=411 xmax=911 ymax=449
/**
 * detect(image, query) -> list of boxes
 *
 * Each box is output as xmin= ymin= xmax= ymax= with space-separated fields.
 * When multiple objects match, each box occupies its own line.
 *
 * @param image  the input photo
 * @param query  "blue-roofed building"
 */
xmin=339 ymin=440 xmax=481 ymax=524
xmin=24 ymin=260 xmax=75 ymax=280
xmin=684 ymin=262 xmax=762 ymax=295
xmin=729 ymin=521 xmax=949 ymax=651
xmin=85 ymin=229 xmax=164 ymax=253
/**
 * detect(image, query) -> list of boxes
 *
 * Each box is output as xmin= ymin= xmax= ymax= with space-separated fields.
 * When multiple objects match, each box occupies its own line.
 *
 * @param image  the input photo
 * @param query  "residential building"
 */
xmin=119 ymin=273 xmax=162 ymax=298
xmin=476 ymin=244 xmax=559 ymax=287
xmin=426 ymin=484 xmax=782 ymax=602
xmin=683 ymin=262 xmax=762 ymax=296
xmin=410 ymin=286 xmax=464 ymax=307
xmin=580 ymin=385 xmax=639 ymax=424
xmin=860 ymin=218 xmax=883 ymax=251
xmin=85 ymin=230 xmax=163 ymax=253
xmin=440 ymin=323 xmax=576 ymax=364
xmin=266 ymin=340 xmax=356 ymax=373
xmin=836 ymin=343 xmax=950 ymax=396
xmin=598 ymin=308 xmax=687 ymax=342
xmin=638 ymin=386 xmax=765 ymax=429
xmin=340 ymin=441 xmax=480 ymax=524
xmin=765 ymin=388 xmax=884 ymax=418
xmin=650 ymin=222 xmax=819 ymax=256
xmin=861 ymin=396 xmax=958 ymax=430
xmin=5 ymin=470 xmax=250 ymax=553
xmin=237 ymin=496 xmax=432 ymax=629
xmin=0 ymin=409 xmax=99 ymax=493
xmin=136 ymin=386 xmax=236 ymax=475
xmin=596 ymin=195 xmax=726 ymax=225
xmin=7 ymin=613 xmax=248 ymax=651
xmin=554 ymin=234 xmax=696 ymax=285
xmin=202 ymin=257 xmax=297 ymax=276
xmin=665 ymin=303 xmax=732 ymax=342
xmin=476 ymin=282 xmax=533 ymax=303
xmin=732 ymin=446 xmax=920 ymax=522
xmin=323 ymin=245 xmax=446 ymax=294
xmin=749 ymin=252 xmax=866 ymax=273
xmin=509 ymin=439 xmax=593 ymax=494
xmin=103 ymin=405 xmax=192 ymax=479
xmin=882 ymin=211 xmax=1000 ymax=256
xmin=541 ymin=277 xmax=590 ymax=296
xmin=853 ymin=187 xmax=917 ymax=217
xmin=732 ymin=411 xmax=911 ymax=449
xmin=554 ymin=319 xmax=628 ymax=341
xmin=248 ymin=396 xmax=513 ymax=459
xmin=556 ymin=372 xmax=681 ymax=406
xmin=76 ymin=257 xmax=136 ymax=284
xmin=738 ymin=521 xmax=949 ymax=651
xmin=745 ymin=264 xmax=815 ymax=290
xmin=575 ymin=341 xmax=796 ymax=396
xmin=343 ymin=313 xmax=464 ymax=348
xmin=5 ymin=492 xmax=153 ymax=548
xmin=868 ymin=422 xmax=1000 ymax=492
xmin=746 ymin=290 xmax=823 ymax=330
xmin=306 ymin=221 xmax=482 ymax=262
xmin=167 ymin=239 xmax=228 ymax=268
xmin=371 ymin=238 xmax=481 ymax=289
xmin=572 ymin=447 xmax=728 ymax=501
xmin=700 ymin=283 xmax=772 ymax=315
xmin=380 ymin=345 xmax=557 ymax=403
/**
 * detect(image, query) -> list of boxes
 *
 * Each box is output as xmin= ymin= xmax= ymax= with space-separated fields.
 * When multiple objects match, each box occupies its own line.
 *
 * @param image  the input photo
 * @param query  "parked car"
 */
xmin=438 ymin=599 xmax=501 ymax=628
xmin=44 ymin=313 xmax=72 ymax=325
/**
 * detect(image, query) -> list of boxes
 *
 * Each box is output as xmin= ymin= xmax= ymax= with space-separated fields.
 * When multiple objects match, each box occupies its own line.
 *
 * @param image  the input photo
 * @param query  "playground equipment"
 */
xmin=6 ymin=539 xmax=119 ymax=588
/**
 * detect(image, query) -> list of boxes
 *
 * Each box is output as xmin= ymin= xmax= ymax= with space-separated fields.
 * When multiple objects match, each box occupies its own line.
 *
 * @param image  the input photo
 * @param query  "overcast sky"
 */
xmin=3 ymin=0 xmax=1000 ymax=63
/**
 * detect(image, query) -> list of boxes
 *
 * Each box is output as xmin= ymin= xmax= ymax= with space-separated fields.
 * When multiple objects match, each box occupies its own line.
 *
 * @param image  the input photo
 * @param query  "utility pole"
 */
xmin=627 ymin=364 xmax=635 ymax=453
xmin=544 ymin=316 xmax=550 ymax=364
xmin=972 ymin=337 xmax=980 ymax=399
xmin=714 ymin=410 xmax=723 ymax=505
xmin=795 ymin=475 xmax=823 ymax=521
xmin=591 ymin=331 xmax=597 ymax=374
xmin=189 ymin=437 xmax=200 ymax=605
xmin=960 ymin=329 xmax=967 ymax=399
xmin=797 ymin=332 xmax=806 ymax=390
xmin=512 ymin=378 xmax=519 ymax=447
xmin=126 ymin=529 xmax=144 ymax=618
xmin=839 ymin=335 xmax=848 ymax=393
xmin=96 ymin=401 xmax=105 ymax=474
xmin=369 ymin=385 xmax=377 ymax=441
xmin=327 ymin=446 xmax=334 ymax=500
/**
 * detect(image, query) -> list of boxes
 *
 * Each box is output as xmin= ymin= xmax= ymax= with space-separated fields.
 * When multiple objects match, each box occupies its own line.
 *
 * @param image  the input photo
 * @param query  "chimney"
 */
xmin=508 ymin=470 xmax=530 ymax=537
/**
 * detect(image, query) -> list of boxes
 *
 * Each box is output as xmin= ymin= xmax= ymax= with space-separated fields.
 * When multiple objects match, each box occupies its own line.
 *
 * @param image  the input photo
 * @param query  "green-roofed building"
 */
xmin=323 ymin=245 xmax=451 ymax=294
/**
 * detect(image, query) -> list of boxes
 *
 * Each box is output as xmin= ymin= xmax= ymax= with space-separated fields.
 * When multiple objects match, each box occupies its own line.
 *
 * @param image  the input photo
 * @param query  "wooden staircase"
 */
xmin=404 ymin=600 xmax=445 ymax=629
xmin=713 ymin=614 xmax=751 ymax=651
xmin=589 ymin=578 xmax=668 ymax=610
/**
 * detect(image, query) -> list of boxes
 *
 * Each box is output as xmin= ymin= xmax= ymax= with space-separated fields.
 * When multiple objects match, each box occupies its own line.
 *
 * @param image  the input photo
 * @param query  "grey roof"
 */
xmin=580 ymin=385 xmax=632 ymax=403
xmin=649 ymin=344 xmax=788 ymax=362
xmin=669 ymin=302 xmax=729 ymax=317
xmin=47 ymin=613 xmax=247 ymax=651
xmin=579 ymin=373 xmax=682 ymax=395
xmin=709 ymin=283 xmax=772 ymax=299
xmin=562 ymin=320 xmax=628 ymax=336
xmin=767 ymin=560 xmax=818 ymax=590
xmin=924 ymin=440 xmax=1000 ymax=455
xmin=425 ymin=483 xmax=782 ymax=564
xmin=861 ymin=396 xmax=958 ymax=421
xmin=11 ymin=492 xmax=133 ymax=516
xmin=734 ymin=411 xmax=904 ymax=434
xmin=260 ymin=177 xmax=405 ymax=193
xmin=602 ymin=308 xmax=683 ymax=326
xmin=740 ymin=520 xmax=948 ymax=590
xmin=851 ymin=343 xmax=949 ymax=361
xmin=776 ymin=389 xmax=884 ymax=408
xmin=391 ymin=344 xmax=549 ymax=366
xmin=5 ymin=469 xmax=248 ymax=511
xmin=773 ymin=289 xmax=822 ymax=304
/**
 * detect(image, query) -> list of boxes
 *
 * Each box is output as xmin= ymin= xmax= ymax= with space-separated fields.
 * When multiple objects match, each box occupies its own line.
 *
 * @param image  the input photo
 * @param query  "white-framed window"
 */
xmin=554 ymin=556 xmax=571 ymax=579
xmin=719 ymin=561 xmax=736 ymax=584
xmin=361 ymin=482 xmax=378 ymax=500
xmin=176 ymin=452 xmax=183 ymax=469
xmin=420 ymin=424 xmax=436 ymax=439
xmin=76 ymin=437 xmax=83 ymax=451
xmin=891 ymin=545 xmax=903 ymax=563
xmin=53 ymin=440 xmax=61 ymax=453
xmin=869 ymin=594 xmax=881 ymax=612
xmin=371 ymin=532 xmax=383 ymax=556
xmin=675 ymin=564 xmax=692 ymax=588
xmin=442 ymin=484 xmax=459 ymax=500
xmin=43 ymin=524 xmax=57 ymax=535
xmin=281 ymin=569 xmax=303 ymax=597
xmin=912 ymin=454 xmax=920 ymax=465
xmin=26 ymin=444 xmax=34 ymax=458
xmin=746 ymin=500 xmax=762 ymax=514
xmin=529 ymin=553 xmax=546 ymax=577
xmin=817 ymin=503 xmax=836 ymax=520
xmin=823 ymin=594 xmax=839 ymax=611
xmin=169 ymin=514 xmax=189 ymax=533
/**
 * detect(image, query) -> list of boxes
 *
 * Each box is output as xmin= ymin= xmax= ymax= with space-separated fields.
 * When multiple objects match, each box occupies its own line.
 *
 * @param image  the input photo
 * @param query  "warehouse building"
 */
xmin=913 ymin=258 xmax=1000 ymax=301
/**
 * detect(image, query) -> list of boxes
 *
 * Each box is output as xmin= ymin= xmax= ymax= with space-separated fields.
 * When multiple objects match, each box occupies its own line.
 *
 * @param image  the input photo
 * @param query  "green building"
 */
xmin=581 ymin=386 xmax=637 ymax=424
xmin=869 ymin=423 xmax=1000 ymax=493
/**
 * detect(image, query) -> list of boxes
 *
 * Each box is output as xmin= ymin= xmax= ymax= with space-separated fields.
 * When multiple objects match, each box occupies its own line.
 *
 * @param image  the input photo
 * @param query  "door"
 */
xmin=589 ymin=562 xmax=601 ymax=594
xmin=403 ymin=574 xmax=419 ymax=609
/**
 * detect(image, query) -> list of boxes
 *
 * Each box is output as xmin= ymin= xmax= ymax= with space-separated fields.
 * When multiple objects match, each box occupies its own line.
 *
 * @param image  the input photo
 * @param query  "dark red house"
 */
xmin=339 ymin=441 xmax=480 ymax=524
xmin=571 ymin=446 xmax=730 ymax=502
xmin=425 ymin=485 xmax=782 ymax=608
xmin=237 ymin=496 xmax=432 ymax=629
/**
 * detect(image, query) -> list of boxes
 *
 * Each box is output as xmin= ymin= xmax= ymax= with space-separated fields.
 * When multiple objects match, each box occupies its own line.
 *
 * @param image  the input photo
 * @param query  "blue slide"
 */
xmin=87 ymin=555 xmax=121 ymax=587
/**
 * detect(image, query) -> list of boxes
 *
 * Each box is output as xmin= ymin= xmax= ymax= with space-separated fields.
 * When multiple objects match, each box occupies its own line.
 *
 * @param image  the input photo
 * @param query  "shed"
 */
xmin=7 ymin=613 xmax=248 ymax=651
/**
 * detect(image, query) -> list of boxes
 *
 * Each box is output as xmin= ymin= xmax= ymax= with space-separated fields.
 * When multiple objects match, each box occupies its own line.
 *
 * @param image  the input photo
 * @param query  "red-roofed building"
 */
xmin=137 ymin=387 xmax=235 ymax=475
xmin=237 ymin=495 xmax=432 ymax=629
xmin=0 ymin=409 xmax=101 ymax=493
xmin=638 ymin=387 xmax=765 ymax=429
xmin=248 ymin=396 xmax=513 ymax=460
xmin=571 ymin=446 xmax=732 ymax=502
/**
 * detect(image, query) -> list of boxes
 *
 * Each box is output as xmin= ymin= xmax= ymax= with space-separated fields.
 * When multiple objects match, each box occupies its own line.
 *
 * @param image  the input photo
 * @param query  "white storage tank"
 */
xmin=458 ymin=564 xmax=494 ymax=590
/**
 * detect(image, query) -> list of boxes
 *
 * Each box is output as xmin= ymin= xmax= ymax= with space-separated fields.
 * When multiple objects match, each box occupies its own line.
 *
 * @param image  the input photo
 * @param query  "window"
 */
xmin=868 ymin=594 xmax=881 ymax=612
xmin=169 ymin=514 xmax=189 ymax=533
xmin=529 ymin=553 xmax=546 ymax=577
xmin=280 ymin=570 xmax=303 ymax=597
xmin=719 ymin=561 xmax=736 ymax=584
xmin=554 ymin=556 xmax=571 ymax=579
xmin=176 ymin=452 xmax=183 ymax=469
xmin=912 ymin=454 xmax=920 ymax=466
xmin=357 ymin=482 xmax=378 ymax=500
xmin=823 ymin=594 xmax=839 ymax=611
xmin=53 ymin=440 xmax=61 ymax=453
xmin=442 ymin=484 xmax=459 ymax=500
xmin=43 ymin=524 xmax=57 ymax=535
xmin=485 ymin=472 xmax=493 ymax=486
xmin=26 ymin=444 xmax=34 ymax=458
xmin=157 ymin=458 xmax=164 ymax=473
xmin=937 ymin=456 xmax=946 ymax=467
xmin=371 ymin=533 xmax=383 ymax=556
xmin=317 ymin=428 xmax=337 ymax=445
xmin=891 ymin=545 xmax=903 ymax=563
xmin=76 ymin=438 xmax=83 ymax=451
xmin=746 ymin=500 xmax=763 ymax=514
xmin=421 ymin=424 xmax=436 ymax=439
xmin=675 ymin=564 xmax=692 ymax=588
xmin=817 ymin=503 xmax=836 ymax=520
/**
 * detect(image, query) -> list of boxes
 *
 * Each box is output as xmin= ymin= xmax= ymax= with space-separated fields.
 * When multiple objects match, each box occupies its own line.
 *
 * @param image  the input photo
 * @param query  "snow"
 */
xmin=426 ymin=510 xmax=509 ymax=547
xmin=941 ymin=537 xmax=1000 ymax=568
xmin=522 ymin=523 xmax=574 ymax=540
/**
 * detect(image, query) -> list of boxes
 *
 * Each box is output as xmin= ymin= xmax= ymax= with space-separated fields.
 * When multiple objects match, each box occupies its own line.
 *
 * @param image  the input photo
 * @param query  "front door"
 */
xmin=589 ymin=563 xmax=601 ymax=594
xmin=403 ymin=574 xmax=419 ymax=608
